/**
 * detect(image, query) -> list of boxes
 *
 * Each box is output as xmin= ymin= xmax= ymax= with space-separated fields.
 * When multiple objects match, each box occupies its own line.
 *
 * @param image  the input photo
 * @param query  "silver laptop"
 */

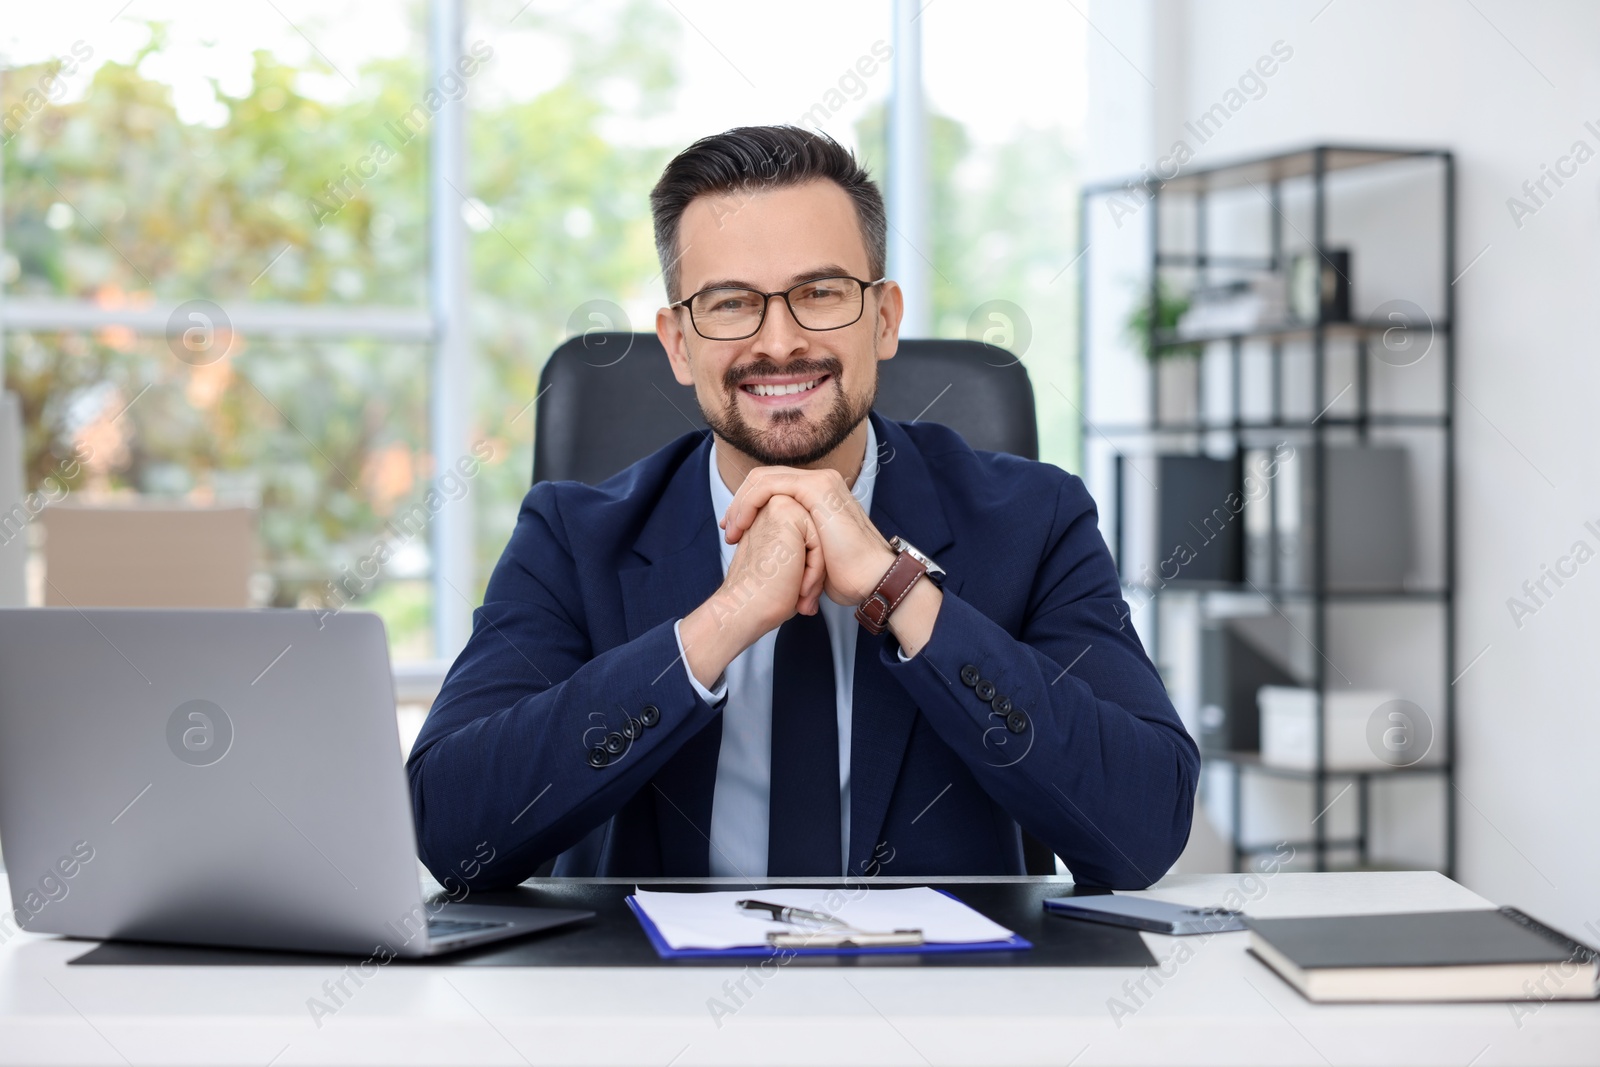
xmin=0 ymin=608 xmax=590 ymax=957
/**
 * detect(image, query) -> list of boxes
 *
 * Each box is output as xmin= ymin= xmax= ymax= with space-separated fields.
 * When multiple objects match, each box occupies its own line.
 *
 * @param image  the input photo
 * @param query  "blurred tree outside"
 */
xmin=464 ymin=0 xmax=680 ymax=593
xmin=3 ymin=3 xmax=1079 ymax=659
xmin=856 ymin=103 xmax=1081 ymax=472
xmin=1 ymin=6 xmax=682 ymax=658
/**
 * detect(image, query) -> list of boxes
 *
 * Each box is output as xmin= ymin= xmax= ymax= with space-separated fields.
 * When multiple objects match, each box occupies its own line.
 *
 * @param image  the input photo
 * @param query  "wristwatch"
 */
xmin=855 ymin=536 xmax=946 ymax=636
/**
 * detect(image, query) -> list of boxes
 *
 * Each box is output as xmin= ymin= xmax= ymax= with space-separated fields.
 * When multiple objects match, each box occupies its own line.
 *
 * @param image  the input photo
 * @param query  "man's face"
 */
xmin=657 ymin=179 xmax=902 ymax=468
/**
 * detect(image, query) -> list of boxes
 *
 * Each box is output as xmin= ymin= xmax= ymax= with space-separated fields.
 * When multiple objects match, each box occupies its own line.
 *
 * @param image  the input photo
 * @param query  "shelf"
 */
xmin=1236 ymin=837 xmax=1362 ymax=855
xmin=1082 ymin=143 xmax=1449 ymax=197
xmin=1154 ymin=253 xmax=1279 ymax=269
xmin=1315 ymin=858 xmax=1429 ymax=873
xmin=1205 ymin=750 xmax=1452 ymax=779
xmin=1154 ymin=318 xmax=1451 ymax=350
xmin=1121 ymin=582 xmax=1450 ymax=603
xmin=1233 ymin=846 xmax=1421 ymax=872
xmin=1079 ymin=142 xmax=1455 ymax=876
xmin=1095 ymin=414 xmax=1450 ymax=437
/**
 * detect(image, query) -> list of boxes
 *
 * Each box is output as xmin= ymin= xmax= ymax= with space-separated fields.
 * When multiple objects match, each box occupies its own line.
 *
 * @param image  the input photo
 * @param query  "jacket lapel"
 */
xmin=847 ymin=412 xmax=960 ymax=876
xmin=618 ymin=430 xmax=726 ymax=876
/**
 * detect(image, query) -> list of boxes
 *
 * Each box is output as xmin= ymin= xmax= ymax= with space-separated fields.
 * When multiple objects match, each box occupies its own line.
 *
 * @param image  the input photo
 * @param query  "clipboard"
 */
xmin=625 ymin=889 xmax=1034 ymax=959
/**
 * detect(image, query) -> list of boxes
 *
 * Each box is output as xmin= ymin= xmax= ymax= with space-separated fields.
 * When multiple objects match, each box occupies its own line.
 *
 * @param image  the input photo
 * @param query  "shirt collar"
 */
xmin=708 ymin=418 xmax=879 ymax=568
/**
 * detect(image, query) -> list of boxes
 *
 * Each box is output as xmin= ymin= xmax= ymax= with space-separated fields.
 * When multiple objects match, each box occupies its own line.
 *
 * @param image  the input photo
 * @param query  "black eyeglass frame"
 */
xmin=669 ymin=275 xmax=888 ymax=341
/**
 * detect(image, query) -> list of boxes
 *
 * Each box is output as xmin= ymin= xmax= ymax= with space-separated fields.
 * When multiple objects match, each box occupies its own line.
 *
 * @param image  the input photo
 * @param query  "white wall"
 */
xmin=1085 ymin=0 xmax=1600 ymax=938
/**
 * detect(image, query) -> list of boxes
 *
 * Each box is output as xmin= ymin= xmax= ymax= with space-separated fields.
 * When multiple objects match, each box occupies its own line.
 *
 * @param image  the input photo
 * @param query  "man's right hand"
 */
xmin=678 ymin=494 xmax=823 ymax=692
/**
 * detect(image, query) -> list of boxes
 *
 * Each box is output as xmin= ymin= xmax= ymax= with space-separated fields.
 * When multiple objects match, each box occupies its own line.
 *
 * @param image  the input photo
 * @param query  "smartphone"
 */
xmin=1043 ymin=894 xmax=1247 ymax=935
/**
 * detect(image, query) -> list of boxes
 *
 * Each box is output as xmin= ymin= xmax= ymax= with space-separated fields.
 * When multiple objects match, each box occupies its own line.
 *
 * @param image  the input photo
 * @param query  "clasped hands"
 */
xmin=680 ymin=466 xmax=938 ymax=691
xmin=717 ymin=465 xmax=896 ymax=628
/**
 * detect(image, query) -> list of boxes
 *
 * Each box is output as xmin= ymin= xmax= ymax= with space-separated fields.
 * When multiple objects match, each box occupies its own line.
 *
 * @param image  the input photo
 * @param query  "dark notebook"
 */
xmin=1246 ymin=906 xmax=1600 ymax=1002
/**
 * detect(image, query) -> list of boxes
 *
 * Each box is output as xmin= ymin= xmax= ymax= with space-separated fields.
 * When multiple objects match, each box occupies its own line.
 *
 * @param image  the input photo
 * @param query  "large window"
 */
xmin=3 ymin=0 xmax=441 ymax=651
xmin=919 ymin=0 xmax=1086 ymax=469
xmin=3 ymin=0 xmax=1084 ymax=668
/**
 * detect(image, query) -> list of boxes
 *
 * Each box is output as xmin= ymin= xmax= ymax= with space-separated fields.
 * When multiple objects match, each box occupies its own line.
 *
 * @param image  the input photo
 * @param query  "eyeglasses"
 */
xmin=670 ymin=275 xmax=886 ymax=341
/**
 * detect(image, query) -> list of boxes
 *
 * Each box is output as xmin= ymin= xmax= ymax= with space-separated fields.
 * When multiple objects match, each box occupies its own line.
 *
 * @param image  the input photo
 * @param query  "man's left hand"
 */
xmin=720 ymin=466 xmax=895 ymax=609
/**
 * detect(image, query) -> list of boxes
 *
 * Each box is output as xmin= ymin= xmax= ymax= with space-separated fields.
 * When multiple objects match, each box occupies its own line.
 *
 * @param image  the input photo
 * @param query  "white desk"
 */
xmin=0 ymin=872 xmax=1594 ymax=1065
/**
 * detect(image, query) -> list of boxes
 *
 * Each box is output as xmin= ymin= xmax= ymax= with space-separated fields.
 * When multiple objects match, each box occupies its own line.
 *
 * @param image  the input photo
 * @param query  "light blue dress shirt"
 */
xmin=672 ymin=419 xmax=912 ymax=877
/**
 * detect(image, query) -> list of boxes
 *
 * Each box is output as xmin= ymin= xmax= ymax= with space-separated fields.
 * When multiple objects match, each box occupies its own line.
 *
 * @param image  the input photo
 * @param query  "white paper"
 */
xmin=631 ymin=886 xmax=1016 ymax=950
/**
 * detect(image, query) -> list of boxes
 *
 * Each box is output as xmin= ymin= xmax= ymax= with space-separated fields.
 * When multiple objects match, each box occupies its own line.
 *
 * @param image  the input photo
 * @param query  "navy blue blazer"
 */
xmin=407 ymin=411 xmax=1198 ymax=890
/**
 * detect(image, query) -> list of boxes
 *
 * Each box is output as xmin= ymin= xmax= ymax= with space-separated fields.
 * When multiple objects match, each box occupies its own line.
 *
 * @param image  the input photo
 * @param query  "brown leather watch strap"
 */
xmin=854 ymin=549 xmax=929 ymax=635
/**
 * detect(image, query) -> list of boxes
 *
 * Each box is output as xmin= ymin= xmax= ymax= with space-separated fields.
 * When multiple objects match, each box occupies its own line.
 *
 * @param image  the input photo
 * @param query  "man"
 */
xmin=407 ymin=125 xmax=1197 ymax=890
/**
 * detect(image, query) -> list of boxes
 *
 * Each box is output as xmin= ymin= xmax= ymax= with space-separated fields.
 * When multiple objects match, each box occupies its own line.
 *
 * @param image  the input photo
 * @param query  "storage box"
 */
xmin=1243 ymin=444 xmax=1413 ymax=592
xmin=1198 ymin=616 xmax=1304 ymax=754
xmin=1156 ymin=454 xmax=1244 ymax=584
xmin=1258 ymin=686 xmax=1439 ymax=771
xmin=0 ymin=392 xmax=25 ymax=607
xmin=41 ymin=503 xmax=257 ymax=608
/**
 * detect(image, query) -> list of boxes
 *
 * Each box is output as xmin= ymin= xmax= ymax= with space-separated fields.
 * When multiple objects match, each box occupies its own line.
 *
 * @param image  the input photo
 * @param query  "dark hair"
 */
xmin=649 ymin=125 xmax=887 ymax=302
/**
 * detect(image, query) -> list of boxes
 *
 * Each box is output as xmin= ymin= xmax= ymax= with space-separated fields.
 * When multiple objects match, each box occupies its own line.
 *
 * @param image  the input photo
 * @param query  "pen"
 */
xmin=735 ymin=899 xmax=925 ymax=947
xmin=735 ymin=898 xmax=845 ymax=928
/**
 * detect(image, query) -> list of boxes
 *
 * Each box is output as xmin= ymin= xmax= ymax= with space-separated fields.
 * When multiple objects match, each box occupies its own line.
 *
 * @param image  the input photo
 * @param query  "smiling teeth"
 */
xmin=746 ymin=378 xmax=821 ymax=397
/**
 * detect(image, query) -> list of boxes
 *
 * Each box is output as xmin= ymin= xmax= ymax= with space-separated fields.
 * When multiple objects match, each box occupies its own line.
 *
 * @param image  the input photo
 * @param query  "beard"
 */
xmin=700 ymin=353 xmax=877 ymax=469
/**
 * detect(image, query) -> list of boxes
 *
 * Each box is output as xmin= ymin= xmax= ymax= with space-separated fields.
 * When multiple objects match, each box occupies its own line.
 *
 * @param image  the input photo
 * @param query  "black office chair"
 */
xmin=531 ymin=331 xmax=1055 ymax=875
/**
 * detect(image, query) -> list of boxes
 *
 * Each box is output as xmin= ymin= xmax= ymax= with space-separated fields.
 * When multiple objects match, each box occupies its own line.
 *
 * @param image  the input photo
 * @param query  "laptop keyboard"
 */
xmin=427 ymin=917 xmax=510 ymax=940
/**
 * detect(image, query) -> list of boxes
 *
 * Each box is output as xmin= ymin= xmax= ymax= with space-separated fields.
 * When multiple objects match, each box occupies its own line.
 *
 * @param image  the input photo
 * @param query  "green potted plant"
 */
xmin=1123 ymin=277 xmax=1202 ymax=361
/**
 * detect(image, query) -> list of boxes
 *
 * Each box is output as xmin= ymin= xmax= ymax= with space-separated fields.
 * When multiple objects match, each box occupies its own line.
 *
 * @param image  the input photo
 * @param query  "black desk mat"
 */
xmin=68 ymin=881 xmax=1153 ymax=968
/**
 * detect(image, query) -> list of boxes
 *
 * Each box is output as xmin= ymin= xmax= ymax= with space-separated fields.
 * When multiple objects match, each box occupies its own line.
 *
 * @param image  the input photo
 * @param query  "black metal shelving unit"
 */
xmin=1077 ymin=144 xmax=1456 ymax=876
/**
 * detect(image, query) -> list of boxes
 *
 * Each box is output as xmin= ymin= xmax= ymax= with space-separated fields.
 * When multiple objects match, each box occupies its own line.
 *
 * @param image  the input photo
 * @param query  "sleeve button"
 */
xmin=622 ymin=717 xmax=643 ymax=740
xmin=587 ymin=747 xmax=610 ymax=768
xmin=1006 ymin=711 xmax=1030 ymax=734
xmin=960 ymin=665 xmax=981 ymax=687
xmin=640 ymin=704 xmax=661 ymax=728
xmin=604 ymin=732 xmax=626 ymax=755
xmin=974 ymin=679 xmax=997 ymax=702
xmin=991 ymin=695 xmax=1013 ymax=715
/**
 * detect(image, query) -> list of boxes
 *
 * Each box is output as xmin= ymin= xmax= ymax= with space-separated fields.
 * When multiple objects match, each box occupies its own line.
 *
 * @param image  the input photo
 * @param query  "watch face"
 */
xmin=893 ymin=537 xmax=946 ymax=585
